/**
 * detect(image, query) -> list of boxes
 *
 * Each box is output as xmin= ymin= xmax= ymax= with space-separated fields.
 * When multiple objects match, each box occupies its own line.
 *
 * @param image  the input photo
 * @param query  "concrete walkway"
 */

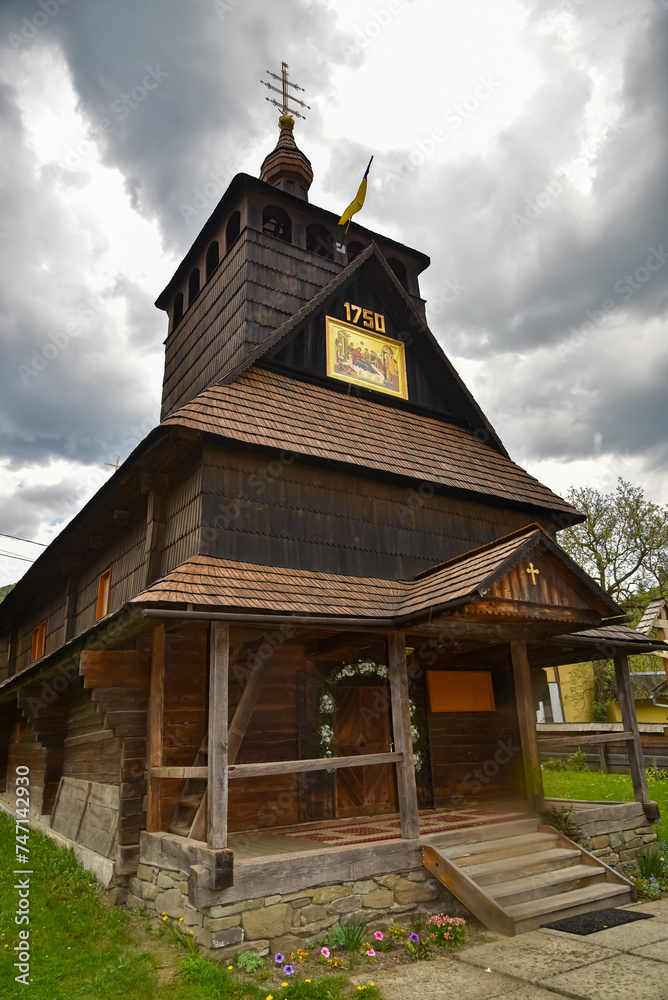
xmin=370 ymin=899 xmax=668 ymax=1000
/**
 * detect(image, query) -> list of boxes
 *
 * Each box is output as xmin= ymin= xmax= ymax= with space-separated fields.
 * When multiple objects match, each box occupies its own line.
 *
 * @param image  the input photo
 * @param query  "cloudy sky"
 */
xmin=0 ymin=0 xmax=666 ymax=584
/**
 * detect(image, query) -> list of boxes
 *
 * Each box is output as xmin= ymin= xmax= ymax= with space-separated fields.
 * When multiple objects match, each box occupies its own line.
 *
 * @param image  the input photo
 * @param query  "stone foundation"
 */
xmin=126 ymin=864 xmax=466 ymax=960
xmin=545 ymin=798 xmax=659 ymax=866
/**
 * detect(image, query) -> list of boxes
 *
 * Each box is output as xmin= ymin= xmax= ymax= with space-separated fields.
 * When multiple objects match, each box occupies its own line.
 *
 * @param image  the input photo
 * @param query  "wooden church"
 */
xmin=0 ymin=68 xmax=665 ymax=940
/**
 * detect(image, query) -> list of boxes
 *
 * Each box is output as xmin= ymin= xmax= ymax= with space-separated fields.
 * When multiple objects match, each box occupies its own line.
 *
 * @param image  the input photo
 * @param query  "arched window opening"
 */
xmin=173 ymin=292 xmax=184 ymax=327
xmin=225 ymin=211 xmax=241 ymax=251
xmin=188 ymin=267 xmax=200 ymax=306
xmin=388 ymin=257 xmax=409 ymax=291
xmin=306 ymin=224 xmax=334 ymax=260
xmin=262 ymin=205 xmax=292 ymax=243
xmin=205 ymin=241 xmax=219 ymax=281
xmin=347 ymin=241 xmax=365 ymax=263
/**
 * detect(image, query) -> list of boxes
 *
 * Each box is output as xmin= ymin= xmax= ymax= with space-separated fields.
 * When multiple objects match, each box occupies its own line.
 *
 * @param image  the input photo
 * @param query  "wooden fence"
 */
xmin=537 ymin=722 xmax=668 ymax=773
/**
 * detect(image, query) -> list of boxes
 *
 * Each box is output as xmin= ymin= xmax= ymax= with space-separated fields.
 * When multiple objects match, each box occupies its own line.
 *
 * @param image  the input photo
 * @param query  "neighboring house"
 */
xmin=543 ymin=599 xmax=668 ymax=724
xmin=1 ymin=103 xmax=667 ymax=936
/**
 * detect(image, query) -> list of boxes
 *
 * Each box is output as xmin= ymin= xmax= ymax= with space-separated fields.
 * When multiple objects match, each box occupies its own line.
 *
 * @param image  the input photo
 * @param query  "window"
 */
xmin=347 ymin=241 xmax=365 ymax=263
xmin=188 ymin=268 xmax=200 ymax=306
xmin=173 ymin=292 xmax=184 ymax=327
xmin=30 ymin=621 xmax=47 ymax=662
xmin=225 ymin=211 xmax=241 ymax=251
xmin=387 ymin=257 xmax=409 ymax=291
xmin=96 ymin=569 xmax=112 ymax=620
xmin=205 ymin=241 xmax=219 ymax=281
xmin=262 ymin=205 xmax=292 ymax=243
xmin=306 ymin=224 xmax=334 ymax=260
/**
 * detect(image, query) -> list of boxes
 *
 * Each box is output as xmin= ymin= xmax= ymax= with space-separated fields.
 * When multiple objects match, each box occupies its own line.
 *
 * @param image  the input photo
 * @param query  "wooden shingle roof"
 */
xmin=163 ymin=367 xmax=580 ymax=519
xmin=132 ymin=524 xmax=619 ymax=621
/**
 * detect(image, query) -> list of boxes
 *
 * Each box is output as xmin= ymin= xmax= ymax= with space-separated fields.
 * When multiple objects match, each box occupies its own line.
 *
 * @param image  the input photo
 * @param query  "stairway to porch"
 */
xmin=422 ymin=817 xmax=636 ymax=936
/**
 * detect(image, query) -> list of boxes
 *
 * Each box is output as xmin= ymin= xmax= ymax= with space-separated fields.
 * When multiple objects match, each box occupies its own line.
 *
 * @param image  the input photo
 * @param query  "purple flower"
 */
xmin=283 ymin=965 xmax=295 ymax=975
xmin=409 ymin=933 xmax=419 ymax=943
xmin=274 ymin=953 xmax=284 ymax=963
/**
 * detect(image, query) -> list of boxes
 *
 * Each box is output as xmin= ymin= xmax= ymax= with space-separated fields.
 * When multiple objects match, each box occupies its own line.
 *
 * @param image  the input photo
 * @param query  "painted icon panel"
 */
xmin=325 ymin=316 xmax=408 ymax=399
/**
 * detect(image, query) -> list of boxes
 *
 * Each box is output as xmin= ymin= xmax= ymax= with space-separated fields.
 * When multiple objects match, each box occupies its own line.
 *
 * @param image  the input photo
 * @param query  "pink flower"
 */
xmin=374 ymin=931 xmax=383 ymax=940
xmin=321 ymin=947 xmax=330 ymax=958
xmin=366 ymin=949 xmax=375 ymax=957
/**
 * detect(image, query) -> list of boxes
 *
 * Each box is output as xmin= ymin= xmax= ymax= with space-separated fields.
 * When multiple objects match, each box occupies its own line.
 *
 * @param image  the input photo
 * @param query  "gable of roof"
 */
xmin=637 ymin=598 xmax=668 ymax=635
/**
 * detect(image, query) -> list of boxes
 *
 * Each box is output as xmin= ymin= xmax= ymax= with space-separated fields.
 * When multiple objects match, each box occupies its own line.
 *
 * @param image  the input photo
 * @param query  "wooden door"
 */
xmin=334 ymin=684 xmax=398 ymax=818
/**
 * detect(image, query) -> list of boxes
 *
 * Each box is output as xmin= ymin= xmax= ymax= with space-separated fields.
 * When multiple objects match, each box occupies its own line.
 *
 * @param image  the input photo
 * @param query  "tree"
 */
xmin=558 ymin=478 xmax=668 ymax=608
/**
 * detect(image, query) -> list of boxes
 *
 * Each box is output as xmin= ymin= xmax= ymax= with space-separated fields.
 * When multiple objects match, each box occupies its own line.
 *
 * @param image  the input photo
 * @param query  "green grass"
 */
xmin=0 ymin=810 xmax=381 ymax=999
xmin=542 ymin=769 xmax=668 ymax=842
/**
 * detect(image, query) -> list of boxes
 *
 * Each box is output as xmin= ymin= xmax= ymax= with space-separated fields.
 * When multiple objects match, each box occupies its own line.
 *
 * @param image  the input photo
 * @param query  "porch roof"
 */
xmin=133 ymin=523 xmax=627 ymax=628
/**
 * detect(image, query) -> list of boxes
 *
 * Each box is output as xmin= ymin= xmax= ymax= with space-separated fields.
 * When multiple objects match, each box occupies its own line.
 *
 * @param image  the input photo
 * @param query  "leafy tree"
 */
xmin=558 ymin=478 xmax=668 ymax=605
xmin=0 ymin=584 xmax=14 ymax=604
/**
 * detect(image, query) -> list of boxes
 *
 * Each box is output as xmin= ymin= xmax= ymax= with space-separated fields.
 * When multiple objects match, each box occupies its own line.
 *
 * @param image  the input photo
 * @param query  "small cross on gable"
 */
xmin=526 ymin=562 xmax=540 ymax=585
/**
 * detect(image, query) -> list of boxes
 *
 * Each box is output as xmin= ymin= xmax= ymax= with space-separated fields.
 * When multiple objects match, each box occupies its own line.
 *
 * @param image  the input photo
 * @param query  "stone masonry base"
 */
xmin=126 ymin=865 xmax=467 ymax=961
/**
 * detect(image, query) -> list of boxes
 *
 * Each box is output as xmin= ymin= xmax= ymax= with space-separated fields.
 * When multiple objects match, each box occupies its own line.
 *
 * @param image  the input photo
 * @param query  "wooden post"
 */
xmin=387 ymin=631 xmax=420 ymax=840
xmin=208 ymin=622 xmax=230 ymax=849
xmin=510 ymin=640 xmax=544 ymax=815
xmin=147 ymin=624 xmax=166 ymax=831
xmin=613 ymin=650 xmax=650 ymax=805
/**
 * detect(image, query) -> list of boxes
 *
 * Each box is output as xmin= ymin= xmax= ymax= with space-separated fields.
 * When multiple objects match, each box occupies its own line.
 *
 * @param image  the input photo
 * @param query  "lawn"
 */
xmin=542 ymin=769 xmax=668 ymax=843
xmin=0 ymin=809 xmax=379 ymax=1000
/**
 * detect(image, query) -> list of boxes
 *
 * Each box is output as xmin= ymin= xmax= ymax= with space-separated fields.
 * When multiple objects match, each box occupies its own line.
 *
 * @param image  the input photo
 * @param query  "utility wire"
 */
xmin=0 ymin=551 xmax=36 ymax=563
xmin=0 ymin=532 xmax=47 ymax=547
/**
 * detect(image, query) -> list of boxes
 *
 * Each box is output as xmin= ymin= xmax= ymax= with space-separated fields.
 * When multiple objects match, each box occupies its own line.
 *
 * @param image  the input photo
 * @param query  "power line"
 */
xmin=0 ymin=551 xmax=35 ymax=563
xmin=0 ymin=532 xmax=47 ymax=547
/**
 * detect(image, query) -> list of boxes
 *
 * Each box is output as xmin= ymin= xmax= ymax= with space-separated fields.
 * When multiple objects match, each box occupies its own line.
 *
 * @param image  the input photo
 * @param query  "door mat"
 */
xmin=542 ymin=907 xmax=654 ymax=935
xmin=279 ymin=807 xmax=528 ymax=847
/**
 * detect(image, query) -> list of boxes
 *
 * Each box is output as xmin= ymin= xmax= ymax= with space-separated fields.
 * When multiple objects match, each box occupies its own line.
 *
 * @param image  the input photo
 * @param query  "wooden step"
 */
xmin=489 ymin=864 xmax=607 ymax=907
xmin=179 ymin=794 xmax=204 ymax=809
xmin=422 ymin=817 xmax=537 ymax=850
xmin=508 ymin=882 xmax=635 ymax=935
xmin=462 ymin=847 xmax=583 ymax=886
xmin=170 ymin=822 xmax=192 ymax=838
xmin=443 ymin=832 xmax=558 ymax=866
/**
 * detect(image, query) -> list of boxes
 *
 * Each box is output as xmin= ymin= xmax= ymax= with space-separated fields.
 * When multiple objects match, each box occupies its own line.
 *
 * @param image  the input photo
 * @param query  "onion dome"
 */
xmin=260 ymin=114 xmax=313 ymax=201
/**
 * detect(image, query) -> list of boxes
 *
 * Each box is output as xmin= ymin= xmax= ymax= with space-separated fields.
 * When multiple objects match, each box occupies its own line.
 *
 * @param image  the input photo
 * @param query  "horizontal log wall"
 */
xmin=62 ymin=682 xmax=122 ymax=785
xmin=6 ymin=715 xmax=47 ymax=815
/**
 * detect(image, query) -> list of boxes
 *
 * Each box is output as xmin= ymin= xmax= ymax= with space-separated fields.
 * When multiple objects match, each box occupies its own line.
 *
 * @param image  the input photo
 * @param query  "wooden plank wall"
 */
xmin=227 ymin=642 xmax=302 ymax=833
xmin=161 ymin=228 xmax=340 ymax=420
xmin=6 ymin=716 xmax=47 ymax=815
xmin=159 ymin=623 xmax=209 ymax=830
xmin=201 ymin=442 xmax=551 ymax=580
xmin=161 ymin=462 xmax=203 ymax=577
xmin=12 ymin=587 xmax=68 ymax=679
xmin=427 ymin=652 xmax=525 ymax=808
xmin=62 ymin=682 xmax=122 ymax=785
xmin=75 ymin=517 xmax=147 ymax=635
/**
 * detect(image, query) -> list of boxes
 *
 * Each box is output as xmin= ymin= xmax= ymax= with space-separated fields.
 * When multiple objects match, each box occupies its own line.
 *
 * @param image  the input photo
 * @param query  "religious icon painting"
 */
xmin=325 ymin=316 xmax=408 ymax=399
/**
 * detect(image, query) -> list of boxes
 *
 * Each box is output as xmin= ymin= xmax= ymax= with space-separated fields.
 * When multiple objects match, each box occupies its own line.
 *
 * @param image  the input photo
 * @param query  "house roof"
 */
xmin=131 ymin=523 xmax=620 ymax=621
xmin=637 ymin=598 xmax=668 ymax=635
xmin=163 ymin=366 xmax=581 ymax=520
xmin=629 ymin=672 xmax=668 ymax=701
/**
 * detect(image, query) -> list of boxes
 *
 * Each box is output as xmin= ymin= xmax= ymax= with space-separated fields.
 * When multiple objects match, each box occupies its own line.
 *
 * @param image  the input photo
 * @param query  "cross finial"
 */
xmin=261 ymin=61 xmax=310 ymax=120
xmin=104 ymin=454 xmax=121 ymax=470
xmin=526 ymin=562 xmax=540 ymax=585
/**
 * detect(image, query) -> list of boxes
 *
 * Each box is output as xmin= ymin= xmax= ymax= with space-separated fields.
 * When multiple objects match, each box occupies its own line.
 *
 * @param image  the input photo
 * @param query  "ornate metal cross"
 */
xmin=526 ymin=562 xmax=540 ymax=585
xmin=261 ymin=61 xmax=310 ymax=119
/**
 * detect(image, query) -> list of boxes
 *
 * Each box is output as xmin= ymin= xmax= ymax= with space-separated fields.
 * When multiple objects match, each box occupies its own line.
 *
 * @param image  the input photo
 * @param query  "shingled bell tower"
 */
xmin=155 ymin=62 xmax=430 ymax=422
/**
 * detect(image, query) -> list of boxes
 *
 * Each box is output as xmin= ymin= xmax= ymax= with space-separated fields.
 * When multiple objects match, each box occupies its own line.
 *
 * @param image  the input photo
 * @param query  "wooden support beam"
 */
xmin=151 ymin=753 xmax=403 ymax=781
xmin=387 ymin=630 xmax=420 ymax=840
xmin=510 ymin=640 xmax=544 ymax=814
xmin=208 ymin=622 xmax=229 ymax=850
xmin=146 ymin=624 xmax=166 ymax=832
xmin=613 ymin=650 xmax=650 ymax=805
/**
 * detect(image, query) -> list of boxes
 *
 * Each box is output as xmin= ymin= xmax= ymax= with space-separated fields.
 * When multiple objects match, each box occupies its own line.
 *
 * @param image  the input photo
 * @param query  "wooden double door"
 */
xmin=333 ymin=683 xmax=398 ymax=818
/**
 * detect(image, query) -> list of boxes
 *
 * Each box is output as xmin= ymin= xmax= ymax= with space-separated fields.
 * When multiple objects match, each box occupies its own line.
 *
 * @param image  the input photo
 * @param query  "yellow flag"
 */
xmin=338 ymin=156 xmax=373 ymax=228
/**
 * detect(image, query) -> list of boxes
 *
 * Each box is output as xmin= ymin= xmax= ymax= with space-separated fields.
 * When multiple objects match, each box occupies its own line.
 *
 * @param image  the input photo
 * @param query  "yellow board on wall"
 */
xmin=325 ymin=316 xmax=408 ymax=398
xmin=427 ymin=670 xmax=496 ymax=713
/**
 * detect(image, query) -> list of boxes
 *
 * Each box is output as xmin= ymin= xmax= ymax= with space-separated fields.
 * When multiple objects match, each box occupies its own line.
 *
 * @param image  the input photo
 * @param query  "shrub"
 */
xmin=637 ymin=847 xmax=665 ymax=880
xmin=542 ymin=758 xmax=567 ymax=771
xmin=647 ymin=764 xmax=668 ymax=782
xmin=427 ymin=914 xmax=467 ymax=948
xmin=566 ymin=748 xmax=589 ymax=772
xmin=591 ymin=701 xmax=608 ymax=723
xmin=542 ymin=805 xmax=582 ymax=843
xmin=236 ymin=950 xmax=265 ymax=973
